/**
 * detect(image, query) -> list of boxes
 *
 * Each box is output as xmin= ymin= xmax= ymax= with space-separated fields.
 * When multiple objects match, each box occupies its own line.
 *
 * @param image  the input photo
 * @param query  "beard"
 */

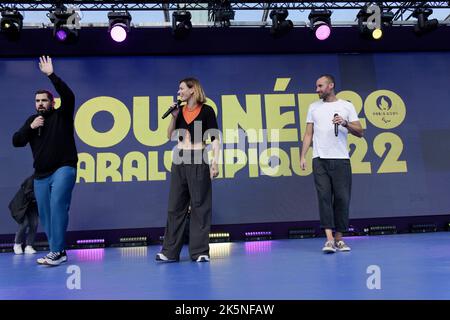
xmin=319 ymin=92 xmax=330 ymax=100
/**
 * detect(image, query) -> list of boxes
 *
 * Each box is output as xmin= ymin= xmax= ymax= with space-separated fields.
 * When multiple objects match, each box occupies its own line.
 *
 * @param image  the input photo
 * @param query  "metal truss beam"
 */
xmin=0 ymin=2 xmax=449 ymax=22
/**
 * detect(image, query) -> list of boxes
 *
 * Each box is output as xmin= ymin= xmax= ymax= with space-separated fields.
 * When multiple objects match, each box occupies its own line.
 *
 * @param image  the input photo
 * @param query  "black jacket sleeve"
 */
xmin=48 ymin=73 xmax=75 ymax=116
xmin=12 ymin=116 xmax=34 ymax=147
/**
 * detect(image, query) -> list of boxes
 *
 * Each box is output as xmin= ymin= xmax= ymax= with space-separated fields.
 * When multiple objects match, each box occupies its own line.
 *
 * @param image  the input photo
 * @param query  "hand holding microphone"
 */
xmin=162 ymin=100 xmax=182 ymax=119
xmin=31 ymin=111 xmax=45 ymax=136
xmin=333 ymin=113 xmax=339 ymax=137
xmin=333 ymin=113 xmax=348 ymax=137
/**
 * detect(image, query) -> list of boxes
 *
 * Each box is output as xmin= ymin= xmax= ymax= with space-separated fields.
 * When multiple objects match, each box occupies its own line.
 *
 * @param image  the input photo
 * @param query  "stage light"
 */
xmin=244 ymin=231 xmax=272 ymax=241
xmin=73 ymin=238 xmax=105 ymax=249
xmin=211 ymin=1 xmax=235 ymax=27
xmin=410 ymin=223 xmax=437 ymax=233
xmin=48 ymin=6 xmax=80 ymax=43
xmin=309 ymin=9 xmax=332 ymax=40
xmin=372 ymin=28 xmax=383 ymax=39
xmin=111 ymin=236 xmax=148 ymax=247
xmin=357 ymin=6 xmax=394 ymax=40
xmin=1 ymin=9 xmax=23 ymax=40
xmin=108 ymin=11 xmax=131 ymax=43
xmin=0 ymin=242 xmax=16 ymax=253
xmin=288 ymin=227 xmax=316 ymax=239
xmin=76 ymin=239 xmax=105 ymax=244
xmin=209 ymin=232 xmax=230 ymax=243
xmin=269 ymin=9 xmax=293 ymax=37
xmin=368 ymin=225 xmax=397 ymax=235
xmin=413 ymin=8 xmax=439 ymax=35
xmin=172 ymin=10 xmax=192 ymax=39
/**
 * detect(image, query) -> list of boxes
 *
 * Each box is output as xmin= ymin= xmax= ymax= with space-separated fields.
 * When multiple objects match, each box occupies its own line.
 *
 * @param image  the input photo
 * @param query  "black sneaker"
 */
xmin=37 ymin=251 xmax=64 ymax=265
xmin=44 ymin=251 xmax=68 ymax=266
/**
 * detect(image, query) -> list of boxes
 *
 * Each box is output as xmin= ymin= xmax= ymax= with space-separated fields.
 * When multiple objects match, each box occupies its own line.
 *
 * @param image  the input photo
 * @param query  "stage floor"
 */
xmin=1 ymin=232 xmax=450 ymax=300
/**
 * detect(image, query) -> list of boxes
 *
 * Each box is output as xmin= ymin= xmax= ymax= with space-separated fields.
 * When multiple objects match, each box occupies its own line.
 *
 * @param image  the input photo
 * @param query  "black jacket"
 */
xmin=12 ymin=73 xmax=78 ymax=178
xmin=8 ymin=175 xmax=37 ymax=224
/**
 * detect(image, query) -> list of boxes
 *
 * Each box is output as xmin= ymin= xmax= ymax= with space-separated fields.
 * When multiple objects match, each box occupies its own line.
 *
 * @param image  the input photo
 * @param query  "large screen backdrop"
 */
xmin=1 ymin=53 xmax=449 ymax=234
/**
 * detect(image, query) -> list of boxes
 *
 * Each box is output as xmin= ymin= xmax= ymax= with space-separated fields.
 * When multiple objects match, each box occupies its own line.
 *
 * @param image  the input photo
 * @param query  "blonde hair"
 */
xmin=180 ymin=78 xmax=207 ymax=104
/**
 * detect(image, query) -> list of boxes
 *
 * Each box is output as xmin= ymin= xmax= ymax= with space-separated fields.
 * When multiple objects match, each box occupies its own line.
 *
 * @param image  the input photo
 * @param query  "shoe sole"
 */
xmin=322 ymin=249 xmax=336 ymax=254
xmin=45 ymin=258 xmax=67 ymax=266
xmin=337 ymin=248 xmax=351 ymax=252
xmin=196 ymin=258 xmax=210 ymax=262
xmin=155 ymin=254 xmax=178 ymax=262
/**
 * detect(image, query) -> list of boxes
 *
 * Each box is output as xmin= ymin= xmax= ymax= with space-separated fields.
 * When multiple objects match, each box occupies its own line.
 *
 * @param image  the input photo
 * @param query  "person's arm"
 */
xmin=39 ymin=56 xmax=75 ymax=115
xmin=12 ymin=117 xmax=34 ymax=147
xmin=300 ymin=123 xmax=314 ymax=170
xmin=210 ymin=138 xmax=220 ymax=178
xmin=206 ymin=106 xmax=220 ymax=178
xmin=167 ymin=104 xmax=180 ymax=139
xmin=342 ymin=120 xmax=364 ymax=138
xmin=333 ymin=102 xmax=364 ymax=138
xmin=333 ymin=112 xmax=364 ymax=138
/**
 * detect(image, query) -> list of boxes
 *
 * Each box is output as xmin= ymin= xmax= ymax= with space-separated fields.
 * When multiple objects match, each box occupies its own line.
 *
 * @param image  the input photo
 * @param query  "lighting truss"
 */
xmin=0 ymin=2 xmax=448 ymax=22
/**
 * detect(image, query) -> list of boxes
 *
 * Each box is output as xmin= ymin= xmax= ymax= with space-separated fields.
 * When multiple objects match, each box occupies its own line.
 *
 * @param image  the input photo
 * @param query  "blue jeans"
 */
xmin=34 ymin=166 xmax=76 ymax=252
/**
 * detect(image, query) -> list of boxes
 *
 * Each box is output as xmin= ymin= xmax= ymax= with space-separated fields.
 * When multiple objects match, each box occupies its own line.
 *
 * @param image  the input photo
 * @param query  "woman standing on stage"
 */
xmin=156 ymin=78 xmax=219 ymax=263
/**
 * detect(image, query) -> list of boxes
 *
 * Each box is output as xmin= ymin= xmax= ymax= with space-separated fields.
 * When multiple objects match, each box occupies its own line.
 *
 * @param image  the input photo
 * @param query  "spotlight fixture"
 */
xmin=110 ymin=236 xmax=148 ymax=247
xmin=1 ymin=9 xmax=23 ymax=40
xmin=309 ymin=9 xmax=332 ymax=40
xmin=172 ymin=10 xmax=192 ymax=39
xmin=48 ymin=6 xmax=80 ymax=43
xmin=410 ymin=223 xmax=437 ymax=233
xmin=209 ymin=0 xmax=235 ymax=27
xmin=357 ymin=6 xmax=394 ymax=40
xmin=288 ymin=227 xmax=316 ymax=239
xmin=73 ymin=238 xmax=106 ymax=249
xmin=269 ymin=9 xmax=293 ymax=37
xmin=108 ymin=11 xmax=131 ymax=43
xmin=412 ymin=7 xmax=438 ymax=35
xmin=209 ymin=232 xmax=231 ymax=243
xmin=244 ymin=231 xmax=272 ymax=241
xmin=368 ymin=225 xmax=397 ymax=235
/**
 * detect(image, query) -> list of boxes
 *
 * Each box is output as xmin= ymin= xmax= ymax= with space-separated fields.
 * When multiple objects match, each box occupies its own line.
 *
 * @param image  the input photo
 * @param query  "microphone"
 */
xmin=37 ymin=110 xmax=44 ymax=137
xmin=334 ymin=113 xmax=338 ymax=137
xmin=162 ymin=100 xmax=182 ymax=119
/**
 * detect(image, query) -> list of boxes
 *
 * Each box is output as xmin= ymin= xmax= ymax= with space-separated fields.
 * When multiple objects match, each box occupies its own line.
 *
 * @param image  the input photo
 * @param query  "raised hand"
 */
xmin=39 ymin=56 xmax=54 ymax=76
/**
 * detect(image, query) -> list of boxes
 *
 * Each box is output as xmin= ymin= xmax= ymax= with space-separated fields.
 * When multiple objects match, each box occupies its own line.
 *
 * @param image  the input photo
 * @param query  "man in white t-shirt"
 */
xmin=300 ymin=74 xmax=364 ymax=253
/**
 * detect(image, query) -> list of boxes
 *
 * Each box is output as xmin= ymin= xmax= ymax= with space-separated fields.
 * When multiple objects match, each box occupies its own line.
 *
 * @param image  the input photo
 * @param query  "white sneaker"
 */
xmin=13 ymin=244 xmax=23 ymax=255
xmin=335 ymin=240 xmax=351 ymax=252
xmin=195 ymin=255 xmax=210 ymax=262
xmin=155 ymin=252 xmax=178 ymax=262
xmin=322 ymin=240 xmax=337 ymax=254
xmin=24 ymin=246 xmax=37 ymax=254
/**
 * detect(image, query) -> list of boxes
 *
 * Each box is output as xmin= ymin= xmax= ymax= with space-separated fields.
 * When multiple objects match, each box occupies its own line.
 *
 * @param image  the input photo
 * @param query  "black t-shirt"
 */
xmin=175 ymin=104 xmax=219 ymax=143
xmin=12 ymin=73 xmax=78 ymax=179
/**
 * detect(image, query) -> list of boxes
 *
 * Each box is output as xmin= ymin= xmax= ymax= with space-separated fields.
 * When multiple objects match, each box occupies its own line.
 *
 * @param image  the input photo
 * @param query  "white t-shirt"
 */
xmin=306 ymin=99 xmax=359 ymax=159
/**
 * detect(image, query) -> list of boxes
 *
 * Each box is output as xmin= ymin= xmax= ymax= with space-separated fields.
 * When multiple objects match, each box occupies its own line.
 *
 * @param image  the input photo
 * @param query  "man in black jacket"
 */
xmin=12 ymin=56 xmax=78 ymax=266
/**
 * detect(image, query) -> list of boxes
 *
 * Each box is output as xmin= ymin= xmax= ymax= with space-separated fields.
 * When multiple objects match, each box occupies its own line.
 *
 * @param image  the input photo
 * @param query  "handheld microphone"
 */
xmin=334 ymin=113 xmax=338 ymax=137
xmin=37 ymin=110 xmax=44 ymax=137
xmin=162 ymin=100 xmax=182 ymax=119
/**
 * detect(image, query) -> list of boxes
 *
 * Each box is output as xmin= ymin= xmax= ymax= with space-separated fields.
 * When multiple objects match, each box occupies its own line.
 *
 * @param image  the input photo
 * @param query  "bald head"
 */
xmin=316 ymin=74 xmax=336 ymax=101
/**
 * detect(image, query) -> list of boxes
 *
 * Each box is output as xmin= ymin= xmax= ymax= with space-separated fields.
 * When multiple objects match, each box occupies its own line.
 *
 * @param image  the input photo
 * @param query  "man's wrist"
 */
xmin=342 ymin=120 xmax=348 ymax=127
